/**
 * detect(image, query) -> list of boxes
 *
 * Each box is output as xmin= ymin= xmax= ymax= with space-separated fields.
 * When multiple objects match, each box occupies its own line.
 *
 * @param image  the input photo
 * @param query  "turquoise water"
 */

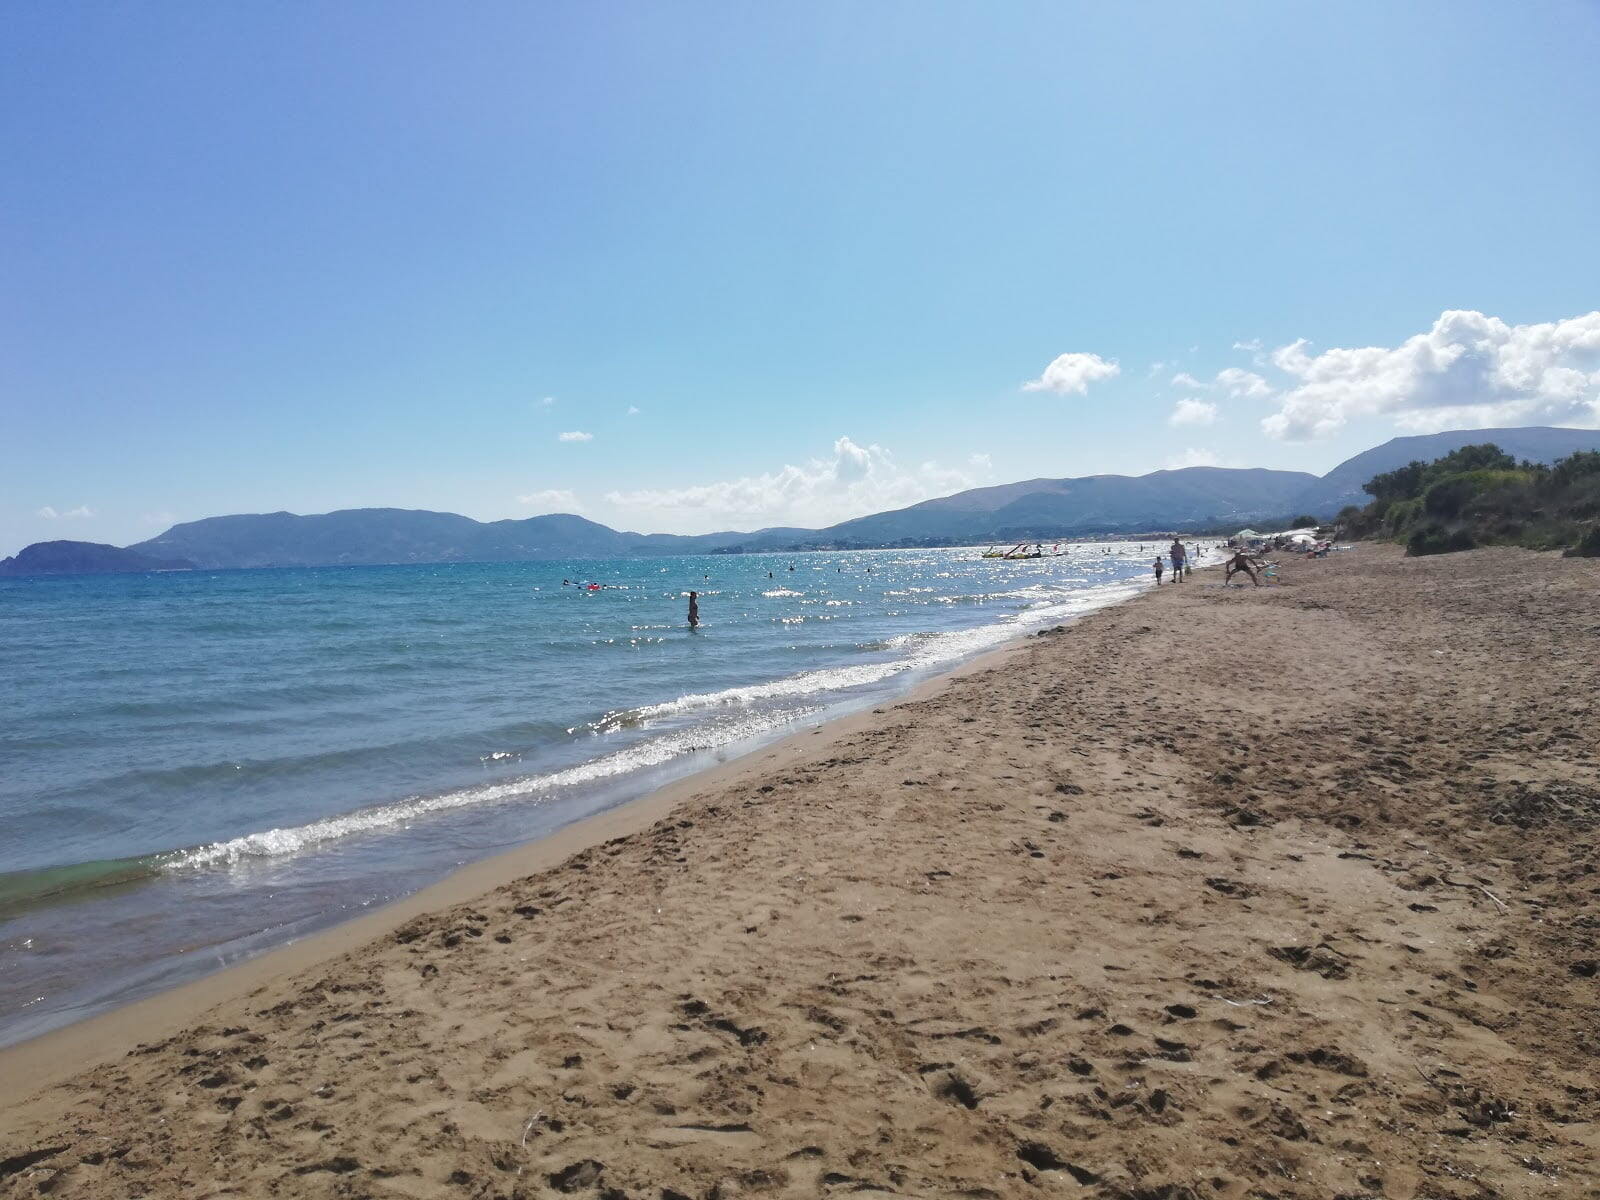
xmin=0 ymin=545 xmax=1181 ymax=1045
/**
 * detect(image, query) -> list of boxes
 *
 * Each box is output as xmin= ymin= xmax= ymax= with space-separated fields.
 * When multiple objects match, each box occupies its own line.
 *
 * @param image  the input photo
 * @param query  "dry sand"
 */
xmin=2 ymin=544 xmax=1597 ymax=1199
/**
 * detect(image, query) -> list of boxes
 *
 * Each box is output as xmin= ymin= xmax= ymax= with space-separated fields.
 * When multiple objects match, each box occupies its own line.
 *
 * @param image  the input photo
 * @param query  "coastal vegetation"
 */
xmin=1337 ymin=442 xmax=1600 ymax=556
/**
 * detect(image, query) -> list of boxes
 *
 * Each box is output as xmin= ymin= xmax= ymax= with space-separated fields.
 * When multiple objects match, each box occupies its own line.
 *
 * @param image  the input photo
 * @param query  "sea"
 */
xmin=0 ymin=543 xmax=1182 ymax=1047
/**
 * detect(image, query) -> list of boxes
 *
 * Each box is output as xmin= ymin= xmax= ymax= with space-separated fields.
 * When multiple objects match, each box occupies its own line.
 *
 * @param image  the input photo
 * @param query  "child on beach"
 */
xmin=1153 ymin=555 xmax=1164 ymax=585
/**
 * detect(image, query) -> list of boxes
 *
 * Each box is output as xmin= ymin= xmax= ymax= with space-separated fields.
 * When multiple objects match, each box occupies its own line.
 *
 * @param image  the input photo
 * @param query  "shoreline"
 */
xmin=9 ymin=544 xmax=1592 ymax=1197
xmin=1 ymin=549 xmax=1167 ymax=1062
xmin=0 ymin=604 xmax=1044 ymax=1105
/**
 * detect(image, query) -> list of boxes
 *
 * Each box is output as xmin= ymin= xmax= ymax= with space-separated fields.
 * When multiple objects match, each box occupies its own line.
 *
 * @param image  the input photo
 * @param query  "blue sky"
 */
xmin=5 ymin=1 xmax=1599 ymax=553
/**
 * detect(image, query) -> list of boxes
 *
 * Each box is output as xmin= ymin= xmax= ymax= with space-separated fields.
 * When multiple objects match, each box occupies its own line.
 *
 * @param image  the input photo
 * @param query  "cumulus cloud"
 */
xmin=37 ymin=505 xmax=94 ymax=519
xmin=518 ymin=489 xmax=583 ymax=512
xmin=1164 ymin=448 xmax=1224 ymax=469
xmin=1171 ymin=368 xmax=1271 ymax=414
xmin=626 ymin=405 xmax=640 ymax=415
xmin=1214 ymin=367 xmax=1273 ymax=400
xmin=1023 ymin=352 xmax=1120 ymax=395
xmin=557 ymin=430 xmax=593 ymax=443
xmin=1169 ymin=398 xmax=1218 ymax=427
xmin=1260 ymin=310 xmax=1600 ymax=440
xmin=604 ymin=436 xmax=977 ymax=532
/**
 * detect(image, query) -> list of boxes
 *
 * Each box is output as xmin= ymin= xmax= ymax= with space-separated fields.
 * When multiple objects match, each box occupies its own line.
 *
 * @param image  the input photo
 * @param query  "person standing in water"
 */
xmin=1168 ymin=539 xmax=1186 ymax=582
xmin=687 ymin=590 xmax=699 ymax=627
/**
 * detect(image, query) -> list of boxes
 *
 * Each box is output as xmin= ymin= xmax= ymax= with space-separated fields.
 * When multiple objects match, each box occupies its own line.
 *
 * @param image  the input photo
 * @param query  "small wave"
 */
xmin=597 ymin=576 xmax=1146 ymax=731
xmin=0 ymin=854 xmax=165 ymax=919
xmin=162 ymin=705 xmax=822 ymax=872
xmin=761 ymin=588 xmax=802 ymax=597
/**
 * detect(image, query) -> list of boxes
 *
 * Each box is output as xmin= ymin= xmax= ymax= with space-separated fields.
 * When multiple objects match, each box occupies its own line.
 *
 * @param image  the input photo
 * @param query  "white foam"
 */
xmin=164 ymin=705 xmax=819 ymax=871
xmin=163 ymin=571 xmax=1148 ymax=875
xmin=595 ymin=575 xmax=1146 ymax=732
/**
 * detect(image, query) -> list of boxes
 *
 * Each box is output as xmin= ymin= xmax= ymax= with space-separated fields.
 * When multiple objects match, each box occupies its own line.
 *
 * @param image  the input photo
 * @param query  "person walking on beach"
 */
xmin=687 ymin=590 xmax=699 ymax=627
xmin=1153 ymin=555 xmax=1165 ymax=585
xmin=1169 ymin=539 xmax=1186 ymax=582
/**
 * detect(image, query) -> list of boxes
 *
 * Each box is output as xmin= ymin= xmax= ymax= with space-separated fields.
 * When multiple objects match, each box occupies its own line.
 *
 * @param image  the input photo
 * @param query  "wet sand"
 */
xmin=2 ymin=544 xmax=1597 ymax=1198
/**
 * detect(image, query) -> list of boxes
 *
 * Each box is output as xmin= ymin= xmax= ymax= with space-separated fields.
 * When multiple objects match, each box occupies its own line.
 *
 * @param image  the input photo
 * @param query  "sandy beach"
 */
xmin=3 ymin=544 xmax=1597 ymax=1199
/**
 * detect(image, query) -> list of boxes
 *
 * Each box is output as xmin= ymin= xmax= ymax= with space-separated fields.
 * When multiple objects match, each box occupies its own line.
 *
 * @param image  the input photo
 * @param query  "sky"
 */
xmin=4 ymin=1 xmax=1600 ymax=554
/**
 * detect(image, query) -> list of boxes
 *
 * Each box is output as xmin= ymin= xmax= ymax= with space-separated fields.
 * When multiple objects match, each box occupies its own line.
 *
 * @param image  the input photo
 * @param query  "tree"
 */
xmin=1364 ymin=460 xmax=1427 ymax=501
xmin=1552 ymin=450 xmax=1600 ymax=487
xmin=1428 ymin=443 xmax=1515 ymax=476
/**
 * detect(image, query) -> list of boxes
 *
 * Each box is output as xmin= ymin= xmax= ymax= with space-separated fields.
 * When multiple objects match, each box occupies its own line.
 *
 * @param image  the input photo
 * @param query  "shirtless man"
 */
xmin=1224 ymin=550 xmax=1261 ymax=587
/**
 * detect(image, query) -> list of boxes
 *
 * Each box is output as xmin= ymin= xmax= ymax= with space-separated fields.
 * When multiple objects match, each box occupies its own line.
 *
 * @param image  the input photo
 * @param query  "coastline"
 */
xmin=5 ymin=544 xmax=1595 ymax=1198
xmin=1 ymin=544 xmax=1166 ymax=1053
xmin=0 ymin=602 xmax=1045 ymax=1104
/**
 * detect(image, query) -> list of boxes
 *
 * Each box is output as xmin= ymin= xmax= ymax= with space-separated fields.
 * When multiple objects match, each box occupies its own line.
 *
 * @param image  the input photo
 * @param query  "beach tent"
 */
xmin=1234 ymin=528 xmax=1264 ymax=540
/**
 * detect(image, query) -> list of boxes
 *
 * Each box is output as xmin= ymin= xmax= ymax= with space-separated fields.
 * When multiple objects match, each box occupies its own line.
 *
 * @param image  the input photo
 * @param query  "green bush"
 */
xmin=1406 ymin=524 xmax=1476 ymax=556
xmin=1551 ymin=451 xmax=1600 ymax=488
xmin=1382 ymin=497 xmax=1421 ymax=533
xmin=1345 ymin=447 xmax=1600 ymax=554
xmin=1421 ymin=469 xmax=1533 ymax=520
xmin=1565 ymin=524 xmax=1600 ymax=558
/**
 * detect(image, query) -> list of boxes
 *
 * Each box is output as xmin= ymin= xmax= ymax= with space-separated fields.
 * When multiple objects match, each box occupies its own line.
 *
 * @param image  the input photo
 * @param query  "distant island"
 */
xmin=7 ymin=427 xmax=1600 ymax=575
xmin=0 ymin=540 xmax=196 ymax=577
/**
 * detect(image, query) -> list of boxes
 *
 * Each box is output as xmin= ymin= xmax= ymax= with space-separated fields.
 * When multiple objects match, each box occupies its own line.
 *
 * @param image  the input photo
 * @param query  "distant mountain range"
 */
xmin=817 ymin=467 xmax=1317 ymax=545
xmin=8 ymin=427 xmax=1600 ymax=575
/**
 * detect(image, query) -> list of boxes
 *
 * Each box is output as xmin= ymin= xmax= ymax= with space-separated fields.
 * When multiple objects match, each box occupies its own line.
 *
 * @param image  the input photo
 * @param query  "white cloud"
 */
xmin=603 ymin=436 xmax=977 ymax=532
xmin=1214 ymin=367 xmax=1273 ymax=400
xmin=1023 ymin=352 xmax=1120 ymax=395
xmin=1164 ymin=448 xmax=1224 ymax=469
xmin=1260 ymin=309 xmax=1600 ymax=440
xmin=1167 ymin=367 xmax=1272 ymax=424
xmin=968 ymin=452 xmax=993 ymax=470
xmin=626 ymin=405 xmax=640 ymax=415
xmin=1232 ymin=338 xmax=1262 ymax=353
xmin=538 ymin=396 xmax=556 ymax=406
xmin=1147 ymin=361 xmax=1167 ymax=377
xmin=518 ymin=488 xmax=583 ymax=512
xmin=37 ymin=505 xmax=93 ymax=519
xmin=557 ymin=430 xmax=593 ymax=443
xmin=1169 ymin=398 xmax=1218 ymax=426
